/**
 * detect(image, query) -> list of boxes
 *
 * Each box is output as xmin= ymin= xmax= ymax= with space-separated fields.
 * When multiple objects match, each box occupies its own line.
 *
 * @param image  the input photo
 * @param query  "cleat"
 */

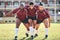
xmin=35 ymin=34 xmax=38 ymax=37
xmin=31 ymin=35 xmax=34 ymax=39
xmin=45 ymin=35 xmax=48 ymax=39
xmin=26 ymin=33 xmax=29 ymax=37
xmin=42 ymin=35 xmax=48 ymax=40
xmin=14 ymin=36 xmax=17 ymax=40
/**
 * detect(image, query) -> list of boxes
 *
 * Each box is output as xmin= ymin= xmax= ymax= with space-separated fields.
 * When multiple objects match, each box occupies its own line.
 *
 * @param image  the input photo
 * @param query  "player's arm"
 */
xmin=4 ymin=8 xmax=19 ymax=17
xmin=25 ymin=9 xmax=28 ymax=18
xmin=3 ymin=11 xmax=12 ymax=17
xmin=36 ymin=10 xmax=39 ymax=19
xmin=5 ymin=11 xmax=13 ymax=17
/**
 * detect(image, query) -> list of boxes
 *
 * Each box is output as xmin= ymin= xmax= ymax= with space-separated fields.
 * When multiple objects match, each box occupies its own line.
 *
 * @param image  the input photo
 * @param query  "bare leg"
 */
xmin=43 ymin=18 xmax=50 ymax=38
xmin=33 ymin=20 xmax=37 ymax=28
xmin=28 ymin=19 xmax=34 ymax=38
xmin=24 ymin=23 xmax=30 ymax=31
xmin=23 ymin=23 xmax=30 ymax=37
xmin=35 ymin=24 xmax=40 ymax=30
xmin=15 ymin=18 xmax=21 ymax=40
xmin=35 ymin=24 xmax=40 ymax=36
xmin=28 ymin=19 xmax=33 ymax=26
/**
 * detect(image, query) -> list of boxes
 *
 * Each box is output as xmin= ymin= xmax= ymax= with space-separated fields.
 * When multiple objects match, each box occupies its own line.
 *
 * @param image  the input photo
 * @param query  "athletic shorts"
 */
xmin=16 ymin=17 xmax=28 ymax=23
xmin=28 ymin=16 xmax=36 ymax=20
xmin=37 ymin=17 xmax=49 ymax=24
xmin=37 ymin=19 xmax=43 ymax=24
xmin=22 ymin=18 xmax=28 ymax=23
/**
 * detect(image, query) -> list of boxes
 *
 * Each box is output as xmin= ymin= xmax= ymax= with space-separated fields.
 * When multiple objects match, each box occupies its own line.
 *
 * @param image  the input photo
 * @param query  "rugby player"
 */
xmin=26 ymin=2 xmax=37 ymax=38
xmin=4 ymin=3 xmax=29 ymax=40
xmin=35 ymin=2 xmax=50 ymax=38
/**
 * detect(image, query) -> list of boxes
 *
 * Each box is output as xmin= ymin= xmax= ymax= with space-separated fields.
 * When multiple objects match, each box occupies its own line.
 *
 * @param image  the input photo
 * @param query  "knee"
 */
xmin=33 ymin=20 xmax=37 ymax=24
xmin=45 ymin=25 xmax=49 ymax=28
xmin=28 ymin=19 xmax=32 ymax=23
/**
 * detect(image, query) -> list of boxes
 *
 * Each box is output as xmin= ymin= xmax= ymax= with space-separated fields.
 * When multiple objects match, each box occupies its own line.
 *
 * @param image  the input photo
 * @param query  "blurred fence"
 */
xmin=0 ymin=17 xmax=60 ymax=24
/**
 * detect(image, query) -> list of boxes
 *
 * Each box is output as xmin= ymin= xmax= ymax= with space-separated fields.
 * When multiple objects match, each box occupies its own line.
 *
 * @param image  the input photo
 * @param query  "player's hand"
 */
xmin=3 ymin=13 xmax=6 ymax=17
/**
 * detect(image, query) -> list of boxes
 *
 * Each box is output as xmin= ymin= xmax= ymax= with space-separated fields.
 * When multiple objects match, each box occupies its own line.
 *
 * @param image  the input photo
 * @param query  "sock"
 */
xmin=33 ymin=28 xmax=37 ymax=35
xmin=35 ymin=30 xmax=38 ymax=34
xmin=26 ymin=31 xmax=29 ymax=34
xmin=45 ymin=28 xmax=48 ymax=35
xmin=15 ymin=28 xmax=19 ymax=36
xmin=29 ymin=26 xmax=34 ymax=36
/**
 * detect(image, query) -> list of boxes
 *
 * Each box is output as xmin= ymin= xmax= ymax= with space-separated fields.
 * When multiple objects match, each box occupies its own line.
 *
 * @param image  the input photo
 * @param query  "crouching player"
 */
xmin=4 ymin=4 xmax=29 ymax=40
xmin=35 ymin=2 xmax=50 ymax=38
xmin=26 ymin=2 xmax=37 ymax=38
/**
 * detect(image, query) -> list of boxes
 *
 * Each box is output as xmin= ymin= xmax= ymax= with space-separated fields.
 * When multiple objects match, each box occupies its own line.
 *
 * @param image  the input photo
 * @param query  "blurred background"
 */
xmin=0 ymin=0 xmax=60 ymax=23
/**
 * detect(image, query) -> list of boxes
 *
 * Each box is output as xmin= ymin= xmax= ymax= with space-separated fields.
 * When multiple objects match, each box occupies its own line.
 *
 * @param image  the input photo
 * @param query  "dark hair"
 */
xmin=29 ymin=2 xmax=34 ymax=5
xmin=39 ymin=2 xmax=43 ymax=6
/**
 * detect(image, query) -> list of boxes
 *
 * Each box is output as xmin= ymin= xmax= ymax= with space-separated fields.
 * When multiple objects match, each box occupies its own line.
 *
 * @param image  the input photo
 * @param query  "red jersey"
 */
xmin=25 ymin=5 xmax=29 ymax=9
xmin=37 ymin=10 xmax=50 ymax=21
xmin=27 ymin=7 xmax=37 ymax=17
xmin=12 ymin=8 xmax=27 ymax=21
xmin=34 ymin=5 xmax=39 ymax=10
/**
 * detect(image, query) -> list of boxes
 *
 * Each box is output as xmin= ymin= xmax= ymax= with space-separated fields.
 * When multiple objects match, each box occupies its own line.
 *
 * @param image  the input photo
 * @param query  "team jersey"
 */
xmin=24 ymin=5 xmax=29 ymax=9
xmin=34 ymin=5 xmax=39 ymax=10
xmin=37 ymin=9 xmax=50 ymax=21
xmin=12 ymin=8 xmax=27 ymax=21
xmin=27 ymin=7 xmax=37 ymax=17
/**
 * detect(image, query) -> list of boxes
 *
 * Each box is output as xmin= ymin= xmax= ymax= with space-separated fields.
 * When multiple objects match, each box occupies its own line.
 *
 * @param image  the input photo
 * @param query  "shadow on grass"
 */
xmin=26 ymin=37 xmax=33 ymax=40
xmin=19 ymin=37 xmax=26 ymax=40
xmin=42 ymin=37 xmax=48 ymax=40
xmin=26 ymin=36 xmax=38 ymax=40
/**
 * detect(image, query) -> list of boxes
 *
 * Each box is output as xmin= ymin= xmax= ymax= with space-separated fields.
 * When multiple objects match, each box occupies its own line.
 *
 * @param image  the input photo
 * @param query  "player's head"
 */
xmin=29 ymin=2 xmax=34 ymax=9
xmin=39 ymin=2 xmax=44 ymax=11
xmin=20 ymin=3 xmax=24 ymax=9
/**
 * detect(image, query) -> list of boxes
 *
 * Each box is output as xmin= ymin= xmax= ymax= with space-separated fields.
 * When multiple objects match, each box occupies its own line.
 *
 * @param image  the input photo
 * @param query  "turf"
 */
xmin=0 ymin=23 xmax=60 ymax=40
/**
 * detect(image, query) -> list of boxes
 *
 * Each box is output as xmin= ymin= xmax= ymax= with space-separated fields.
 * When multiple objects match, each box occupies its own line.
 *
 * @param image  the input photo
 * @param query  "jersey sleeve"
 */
xmin=12 ymin=8 xmax=19 ymax=14
xmin=45 ymin=10 xmax=50 ymax=18
xmin=24 ymin=9 xmax=28 ymax=18
xmin=34 ymin=5 xmax=38 ymax=10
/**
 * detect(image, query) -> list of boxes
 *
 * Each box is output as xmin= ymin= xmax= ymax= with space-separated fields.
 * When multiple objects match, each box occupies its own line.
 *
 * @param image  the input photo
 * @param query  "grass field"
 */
xmin=0 ymin=23 xmax=60 ymax=40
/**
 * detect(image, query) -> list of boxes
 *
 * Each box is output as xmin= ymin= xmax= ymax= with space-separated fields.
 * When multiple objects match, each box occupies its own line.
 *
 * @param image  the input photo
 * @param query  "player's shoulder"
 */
xmin=25 ymin=5 xmax=29 ymax=9
xmin=34 ymin=5 xmax=38 ymax=8
xmin=44 ymin=9 xmax=49 ymax=12
xmin=43 ymin=9 xmax=49 ymax=14
xmin=34 ymin=5 xmax=39 ymax=10
xmin=24 ymin=8 xmax=27 ymax=11
xmin=14 ymin=7 xmax=20 ymax=11
xmin=23 ymin=8 xmax=28 ymax=12
xmin=27 ymin=6 xmax=30 ymax=9
xmin=34 ymin=7 xmax=36 ymax=9
xmin=36 ymin=8 xmax=39 ymax=12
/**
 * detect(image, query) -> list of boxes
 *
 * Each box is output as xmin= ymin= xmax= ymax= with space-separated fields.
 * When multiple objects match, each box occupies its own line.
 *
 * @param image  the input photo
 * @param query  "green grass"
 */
xmin=0 ymin=23 xmax=60 ymax=40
